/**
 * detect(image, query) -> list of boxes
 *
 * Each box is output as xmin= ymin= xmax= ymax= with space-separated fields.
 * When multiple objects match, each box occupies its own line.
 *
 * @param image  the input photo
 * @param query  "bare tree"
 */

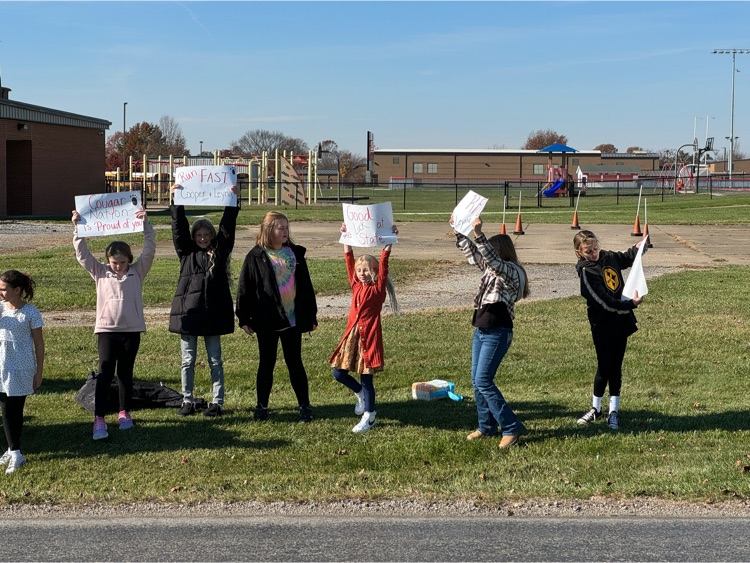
xmin=594 ymin=143 xmax=618 ymax=153
xmin=158 ymin=115 xmax=188 ymax=156
xmin=316 ymin=139 xmax=339 ymax=172
xmin=522 ymin=129 xmax=568 ymax=150
xmin=626 ymin=146 xmax=645 ymax=153
xmin=229 ymin=129 xmax=309 ymax=156
xmin=340 ymin=150 xmax=366 ymax=179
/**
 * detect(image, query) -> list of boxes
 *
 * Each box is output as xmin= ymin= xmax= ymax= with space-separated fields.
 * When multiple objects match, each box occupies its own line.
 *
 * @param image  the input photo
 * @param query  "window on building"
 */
xmin=533 ymin=164 xmax=545 ymax=175
xmin=392 ymin=157 xmax=399 ymax=164
xmin=413 ymin=162 xmax=424 ymax=174
xmin=427 ymin=163 xmax=438 ymax=174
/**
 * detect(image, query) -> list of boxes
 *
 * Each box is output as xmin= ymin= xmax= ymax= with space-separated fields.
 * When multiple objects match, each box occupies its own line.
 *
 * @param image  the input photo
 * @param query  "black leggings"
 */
xmin=96 ymin=332 xmax=141 ymax=417
xmin=0 ymin=394 xmax=26 ymax=452
xmin=592 ymin=333 xmax=628 ymax=398
xmin=255 ymin=328 xmax=310 ymax=408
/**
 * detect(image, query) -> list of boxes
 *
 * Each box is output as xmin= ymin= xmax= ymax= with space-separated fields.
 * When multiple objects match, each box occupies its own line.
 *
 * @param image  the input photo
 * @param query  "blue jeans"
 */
xmin=180 ymin=334 xmax=224 ymax=405
xmin=471 ymin=327 xmax=524 ymax=437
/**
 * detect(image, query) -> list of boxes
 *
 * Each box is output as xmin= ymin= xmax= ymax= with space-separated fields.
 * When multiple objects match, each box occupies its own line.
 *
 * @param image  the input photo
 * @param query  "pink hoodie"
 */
xmin=74 ymin=222 xmax=156 ymax=333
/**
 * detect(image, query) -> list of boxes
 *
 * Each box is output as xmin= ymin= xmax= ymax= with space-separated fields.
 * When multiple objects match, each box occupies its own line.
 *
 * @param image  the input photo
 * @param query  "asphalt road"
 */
xmin=1 ymin=515 xmax=748 ymax=561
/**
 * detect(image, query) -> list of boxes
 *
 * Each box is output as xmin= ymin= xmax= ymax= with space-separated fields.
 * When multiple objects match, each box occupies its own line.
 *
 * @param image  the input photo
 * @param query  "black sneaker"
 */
xmin=576 ymin=407 xmax=602 ymax=425
xmin=203 ymin=403 xmax=223 ymax=417
xmin=178 ymin=402 xmax=195 ymax=416
xmin=253 ymin=405 xmax=268 ymax=421
xmin=298 ymin=405 xmax=314 ymax=423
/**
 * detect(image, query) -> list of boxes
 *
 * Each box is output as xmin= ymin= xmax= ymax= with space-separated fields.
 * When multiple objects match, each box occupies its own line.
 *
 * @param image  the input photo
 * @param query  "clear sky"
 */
xmin=1 ymin=1 xmax=748 ymax=158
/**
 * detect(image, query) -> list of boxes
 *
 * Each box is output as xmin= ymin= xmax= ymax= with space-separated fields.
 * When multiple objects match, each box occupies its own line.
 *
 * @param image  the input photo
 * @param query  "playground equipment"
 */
xmin=540 ymin=164 xmax=568 ymax=197
xmin=542 ymin=177 xmax=565 ymax=197
xmin=109 ymin=149 xmax=324 ymax=206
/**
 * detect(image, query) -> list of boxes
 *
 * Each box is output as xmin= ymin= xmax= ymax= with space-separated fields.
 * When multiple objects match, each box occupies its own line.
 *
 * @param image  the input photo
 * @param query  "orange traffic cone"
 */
xmin=570 ymin=210 xmax=581 ymax=230
xmin=500 ymin=222 xmax=507 ymax=235
xmin=630 ymin=214 xmax=642 ymax=237
xmin=512 ymin=211 xmax=525 ymax=235
xmin=642 ymin=222 xmax=653 ymax=248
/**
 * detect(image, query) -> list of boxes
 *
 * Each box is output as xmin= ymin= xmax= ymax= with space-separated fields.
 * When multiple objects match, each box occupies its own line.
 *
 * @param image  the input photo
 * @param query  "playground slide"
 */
xmin=542 ymin=178 xmax=565 ymax=197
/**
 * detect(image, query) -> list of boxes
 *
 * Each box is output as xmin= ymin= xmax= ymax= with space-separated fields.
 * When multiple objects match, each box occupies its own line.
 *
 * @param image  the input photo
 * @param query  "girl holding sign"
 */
xmin=235 ymin=212 xmax=318 ymax=423
xmin=573 ymin=230 xmax=645 ymax=431
xmin=329 ymin=223 xmax=399 ymax=434
xmin=72 ymin=208 xmax=156 ymax=440
xmin=169 ymin=184 xmax=240 ymax=418
xmin=453 ymin=216 xmax=529 ymax=450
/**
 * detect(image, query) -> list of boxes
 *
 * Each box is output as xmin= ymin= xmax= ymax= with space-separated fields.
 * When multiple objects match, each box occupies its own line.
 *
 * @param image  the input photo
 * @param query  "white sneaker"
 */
xmin=354 ymin=391 xmax=366 ymax=416
xmin=352 ymin=411 xmax=376 ymax=434
xmin=0 ymin=449 xmax=11 ymax=466
xmin=5 ymin=451 xmax=26 ymax=474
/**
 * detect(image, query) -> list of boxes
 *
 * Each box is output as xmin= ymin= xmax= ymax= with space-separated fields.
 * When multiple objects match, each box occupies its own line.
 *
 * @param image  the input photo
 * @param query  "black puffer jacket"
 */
xmin=169 ymin=204 xmax=239 ymax=336
xmin=575 ymin=246 xmax=639 ymax=339
xmin=235 ymin=242 xmax=318 ymax=334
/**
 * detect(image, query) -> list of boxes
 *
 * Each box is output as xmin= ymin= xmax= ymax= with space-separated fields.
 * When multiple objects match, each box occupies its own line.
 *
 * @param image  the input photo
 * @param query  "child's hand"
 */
xmin=170 ymin=183 xmax=182 ymax=197
xmin=230 ymin=184 xmax=240 ymax=196
xmin=392 ymin=224 xmax=399 ymax=235
xmin=135 ymin=207 xmax=147 ymax=220
xmin=241 ymin=325 xmax=255 ymax=336
xmin=340 ymin=222 xmax=347 ymax=233
xmin=632 ymin=290 xmax=644 ymax=306
xmin=71 ymin=210 xmax=81 ymax=224
xmin=636 ymin=238 xmax=649 ymax=254
xmin=472 ymin=216 xmax=483 ymax=238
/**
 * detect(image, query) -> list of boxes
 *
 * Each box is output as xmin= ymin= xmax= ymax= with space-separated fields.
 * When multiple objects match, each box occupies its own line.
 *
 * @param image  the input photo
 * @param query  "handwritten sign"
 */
xmin=339 ymin=202 xmax=397 ymax=247
xmin=74 ymin=192 xmax=144 ymax=237
xmin=173 ymin=165 xmax=238 ymax=207
xmin=622 ymin=236 xmax=649 ymax=300
xmin=451 ymin=190 xmax=488 ymax=236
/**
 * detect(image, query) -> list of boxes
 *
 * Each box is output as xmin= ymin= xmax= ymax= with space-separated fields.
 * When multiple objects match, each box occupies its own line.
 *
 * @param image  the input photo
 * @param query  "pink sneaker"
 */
xmin=118 ymin=410 xmax=134 ymax=431
xmin=93 ymin=416 xmax=108 ymax=440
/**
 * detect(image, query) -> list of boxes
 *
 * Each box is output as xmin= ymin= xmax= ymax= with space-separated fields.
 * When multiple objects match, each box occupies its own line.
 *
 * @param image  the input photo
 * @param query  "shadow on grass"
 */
xmin=24 ymin=413 xmax=290 ymax=461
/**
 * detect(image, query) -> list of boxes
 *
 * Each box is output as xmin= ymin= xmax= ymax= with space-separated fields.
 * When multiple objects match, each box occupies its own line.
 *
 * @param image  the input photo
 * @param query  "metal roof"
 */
xmin=0 ymin=98 xmax=111 ymax=130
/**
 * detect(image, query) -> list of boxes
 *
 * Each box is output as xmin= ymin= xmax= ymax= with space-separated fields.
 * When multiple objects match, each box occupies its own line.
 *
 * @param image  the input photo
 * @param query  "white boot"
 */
xmin=354 ymin=390 xmax=365 ymax=416
xmin=352 ymin=411 xmax=376 ymax=434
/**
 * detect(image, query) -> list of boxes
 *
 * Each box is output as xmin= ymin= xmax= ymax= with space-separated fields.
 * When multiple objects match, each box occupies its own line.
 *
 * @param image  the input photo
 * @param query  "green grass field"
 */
xmin=1 ymin=196 xmax=749 ymax=507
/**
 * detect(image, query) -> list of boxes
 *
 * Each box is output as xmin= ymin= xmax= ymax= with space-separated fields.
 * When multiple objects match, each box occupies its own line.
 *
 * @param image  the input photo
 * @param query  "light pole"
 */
xmin=712 ymin=49 xmax=750 ymax=179
xmin=122 ymin=102 xmax=128 ymax=171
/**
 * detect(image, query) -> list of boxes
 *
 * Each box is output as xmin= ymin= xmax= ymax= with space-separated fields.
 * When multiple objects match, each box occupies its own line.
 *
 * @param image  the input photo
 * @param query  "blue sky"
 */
xmin=1 ymin=1 xmax=748 ymax=158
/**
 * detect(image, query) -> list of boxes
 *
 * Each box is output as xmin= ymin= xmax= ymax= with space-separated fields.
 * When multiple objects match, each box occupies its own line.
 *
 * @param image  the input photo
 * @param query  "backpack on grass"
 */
xmin=75 ymin=371 xmax=201 ymax=414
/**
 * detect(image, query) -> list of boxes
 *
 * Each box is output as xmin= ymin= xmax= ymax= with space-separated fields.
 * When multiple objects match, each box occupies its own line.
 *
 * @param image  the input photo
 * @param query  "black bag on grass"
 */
xmin=75 ymin=371 xmax=189 ymax=414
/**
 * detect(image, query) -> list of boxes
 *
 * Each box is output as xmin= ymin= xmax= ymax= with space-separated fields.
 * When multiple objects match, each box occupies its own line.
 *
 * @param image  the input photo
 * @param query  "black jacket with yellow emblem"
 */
xmin=575 ymin=246 xmax=639 ymax=339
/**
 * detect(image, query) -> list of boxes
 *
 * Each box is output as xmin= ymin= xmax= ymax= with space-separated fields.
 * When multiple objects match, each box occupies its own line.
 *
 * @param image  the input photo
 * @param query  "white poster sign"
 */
xmin=622 ymin=236 xmax=649 ymax=300
xmin=173 ymin=165 xmax=238 ymax=206
xmin=339 ymin=202 xmax=397 ymax=247
xmin=451 ymin=190 xmax=488 ymax=236
xmin=74 ymin=192 xmax=144 ymax=237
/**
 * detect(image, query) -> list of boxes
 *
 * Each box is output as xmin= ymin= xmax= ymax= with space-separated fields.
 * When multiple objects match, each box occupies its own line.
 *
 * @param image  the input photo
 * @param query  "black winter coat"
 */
xmin=169 ymin=204 xmax=239 ymax=336
xmin=235 ymin=242 xmax=318 ymax=334
xmin=575 ymin=246 xmax=639 ymax=340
